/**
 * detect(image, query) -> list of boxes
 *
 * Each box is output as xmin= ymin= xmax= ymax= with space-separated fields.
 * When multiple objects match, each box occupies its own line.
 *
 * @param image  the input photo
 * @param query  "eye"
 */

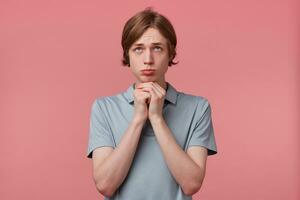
xmin=153 ymin=46 xmax=162 ymax=51
xmin=133 ymin=47 xmax=143 ymax=53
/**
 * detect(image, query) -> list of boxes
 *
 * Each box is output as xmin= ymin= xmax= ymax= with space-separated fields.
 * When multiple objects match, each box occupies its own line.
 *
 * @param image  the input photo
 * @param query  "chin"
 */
xmin=140 ymin=77 xmax=156 ymax=83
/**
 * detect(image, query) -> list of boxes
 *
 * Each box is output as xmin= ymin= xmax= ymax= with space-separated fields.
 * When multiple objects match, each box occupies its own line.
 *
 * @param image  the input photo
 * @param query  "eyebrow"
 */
xmin=132 ymin=42 xmax=165 ymax=47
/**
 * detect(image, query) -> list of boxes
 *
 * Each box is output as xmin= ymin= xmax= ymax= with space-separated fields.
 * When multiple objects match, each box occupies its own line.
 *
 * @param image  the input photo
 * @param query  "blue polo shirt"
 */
xmin=87 ymin=81 xmax=218 ymax=200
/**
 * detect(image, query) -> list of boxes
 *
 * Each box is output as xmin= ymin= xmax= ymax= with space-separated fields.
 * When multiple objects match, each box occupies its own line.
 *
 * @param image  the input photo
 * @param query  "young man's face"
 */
xmin=128 ymin=28 xmax=170 ymax=85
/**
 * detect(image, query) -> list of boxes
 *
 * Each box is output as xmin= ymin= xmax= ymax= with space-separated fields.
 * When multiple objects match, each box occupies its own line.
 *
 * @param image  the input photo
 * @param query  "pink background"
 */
xmin=1 ymin=1 xmax=299 ymax=200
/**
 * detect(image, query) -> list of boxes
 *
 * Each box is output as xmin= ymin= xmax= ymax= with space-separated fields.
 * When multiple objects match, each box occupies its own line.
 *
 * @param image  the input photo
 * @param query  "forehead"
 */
xmin=133 ymin=28 xmax=167 ymax=45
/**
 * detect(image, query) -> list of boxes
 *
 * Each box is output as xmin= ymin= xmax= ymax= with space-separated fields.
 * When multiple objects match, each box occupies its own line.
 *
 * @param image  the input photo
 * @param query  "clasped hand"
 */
xmin=135 ymin=81 xmax=166 ymax=121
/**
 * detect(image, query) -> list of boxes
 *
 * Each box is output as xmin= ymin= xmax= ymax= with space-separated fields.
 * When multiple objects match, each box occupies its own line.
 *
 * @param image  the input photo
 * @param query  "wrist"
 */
xmin=132 ymin=115 xmax=147 ymax=125
xmin=149 ymin=115 xmax=164 ymax=124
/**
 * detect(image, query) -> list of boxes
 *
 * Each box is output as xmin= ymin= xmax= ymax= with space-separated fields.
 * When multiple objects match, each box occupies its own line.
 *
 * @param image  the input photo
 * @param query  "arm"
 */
xmin=150 ymin=117 xmax=207 ymax=196
xmin=92 ymin=117 xmax=145 ymax=197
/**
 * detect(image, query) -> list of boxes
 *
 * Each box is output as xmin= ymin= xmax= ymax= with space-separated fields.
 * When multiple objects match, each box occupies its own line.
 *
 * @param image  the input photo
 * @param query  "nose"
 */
xmin=143 ymin=48 xmax=154 ymax=65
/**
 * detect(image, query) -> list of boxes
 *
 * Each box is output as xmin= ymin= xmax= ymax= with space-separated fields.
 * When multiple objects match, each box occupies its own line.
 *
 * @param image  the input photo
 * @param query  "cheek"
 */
xmin=129 ymin=54 xmax=141 ymax=65
xmin=128 ymin=56 xmax=140 ymax=73
xmin=156 ymin=54 xmax=169 ymax=65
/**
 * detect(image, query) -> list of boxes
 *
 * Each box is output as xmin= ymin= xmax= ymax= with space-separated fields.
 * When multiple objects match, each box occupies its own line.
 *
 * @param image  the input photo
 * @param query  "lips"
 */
xmin=141 ymin=69 xmax=155 ymax=72
xmin=141 ymin=69 xmax=155 ymax=76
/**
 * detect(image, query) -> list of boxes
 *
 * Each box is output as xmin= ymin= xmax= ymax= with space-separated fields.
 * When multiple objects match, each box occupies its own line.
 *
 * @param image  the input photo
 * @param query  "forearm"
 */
xmin=95 ymin=117 xmax=145 ymax=196
xmin=151 ymin=117 xmax=205 ymax=195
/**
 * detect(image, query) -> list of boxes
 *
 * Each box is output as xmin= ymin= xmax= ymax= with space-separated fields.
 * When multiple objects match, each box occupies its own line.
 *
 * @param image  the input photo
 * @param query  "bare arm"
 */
xmin=151 ymin=117 xmax=207 ymax=196
xmin=92 ymin=117 xmax=145 ymax=197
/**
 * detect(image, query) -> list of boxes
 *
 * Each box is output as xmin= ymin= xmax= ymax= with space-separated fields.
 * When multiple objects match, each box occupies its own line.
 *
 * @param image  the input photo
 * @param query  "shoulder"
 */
xmin=178 ymin=91 xmax=211 ymax=109
xmin=92 ymin=92 xmax=123 ymax=106
xmin=91 ymin=91 xmax=127 ymax=114
xmin=177 ymin=92 xmax=213 ymax=126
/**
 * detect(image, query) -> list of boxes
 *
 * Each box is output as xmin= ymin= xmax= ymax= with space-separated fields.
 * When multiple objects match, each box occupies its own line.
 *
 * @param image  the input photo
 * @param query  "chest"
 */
xmin=106 ymin=102 xmax=196 ymax=149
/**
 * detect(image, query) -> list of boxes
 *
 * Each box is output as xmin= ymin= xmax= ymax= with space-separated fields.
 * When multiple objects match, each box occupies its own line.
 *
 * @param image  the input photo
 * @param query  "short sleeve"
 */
xmin=86 ymin=98 xmax=115 ymax=159
xmin=187 ymin=98 xmax=218 ymax=156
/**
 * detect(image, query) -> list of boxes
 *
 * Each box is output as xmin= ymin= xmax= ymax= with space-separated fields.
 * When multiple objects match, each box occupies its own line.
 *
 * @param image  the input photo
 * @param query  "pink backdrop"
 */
xmin=1 ymin=1 xmax=299 ymax=200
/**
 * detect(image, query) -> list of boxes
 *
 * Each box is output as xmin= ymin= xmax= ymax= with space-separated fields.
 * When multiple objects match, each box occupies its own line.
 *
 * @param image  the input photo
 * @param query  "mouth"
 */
xmin=141 ymin=69 xmax=155 ymax=76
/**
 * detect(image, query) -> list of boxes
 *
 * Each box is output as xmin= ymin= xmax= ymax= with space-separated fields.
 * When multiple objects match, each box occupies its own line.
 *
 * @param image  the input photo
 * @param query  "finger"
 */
xmin=138 ymin=82 xmax=161 ymax=97
xmin=153 ymin=82 xmax=166 ymax=95
xmin=143 ymin=86 xmax=161 ymax=98
xmin=135 ymin=87 xmax=150 ymax=94
xmin=142 ymin=92 xmax=151 ymax=104
xmin=140 ymin=89 xmax=151 ymax=99
xmin=136 ymin=81 xmax=156 ymax=87
xmin=152 ymin=82 xmax=165 ymax=96
xmin=135 ymin=88 xmax=151 ymax=98
xmin=145 ymin=87 xmax=160 ymax=101
xmin=140 ymin=82 xmax=165 ymax=96
xmin=135 ymin=82 xmax=148 ymax=88
xmin=147 ymin=82 xmax=163 ymax=97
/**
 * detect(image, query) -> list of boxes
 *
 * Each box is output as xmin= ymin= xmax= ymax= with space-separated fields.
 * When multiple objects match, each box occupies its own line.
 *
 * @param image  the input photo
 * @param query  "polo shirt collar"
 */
xmin=124 ymin=81 xmax=178 ymax=105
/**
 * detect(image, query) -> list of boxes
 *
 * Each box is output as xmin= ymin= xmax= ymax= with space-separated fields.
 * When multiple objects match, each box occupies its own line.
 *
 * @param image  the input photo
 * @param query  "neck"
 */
xmin=157 ymin=80 xmax=168 ymax=90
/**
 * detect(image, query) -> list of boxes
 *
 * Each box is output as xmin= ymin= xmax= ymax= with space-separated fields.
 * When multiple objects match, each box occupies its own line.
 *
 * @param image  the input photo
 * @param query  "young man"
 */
xmin=86 ymin=8 xmax=218 ymax=200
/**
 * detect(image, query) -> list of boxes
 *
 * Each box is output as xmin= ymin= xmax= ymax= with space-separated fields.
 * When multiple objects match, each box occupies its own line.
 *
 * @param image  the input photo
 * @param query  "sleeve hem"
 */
xmin=187 ymin=144 xmax=218 ymax=156
xmin=86 ymin=144 xmax=115 ymax=159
